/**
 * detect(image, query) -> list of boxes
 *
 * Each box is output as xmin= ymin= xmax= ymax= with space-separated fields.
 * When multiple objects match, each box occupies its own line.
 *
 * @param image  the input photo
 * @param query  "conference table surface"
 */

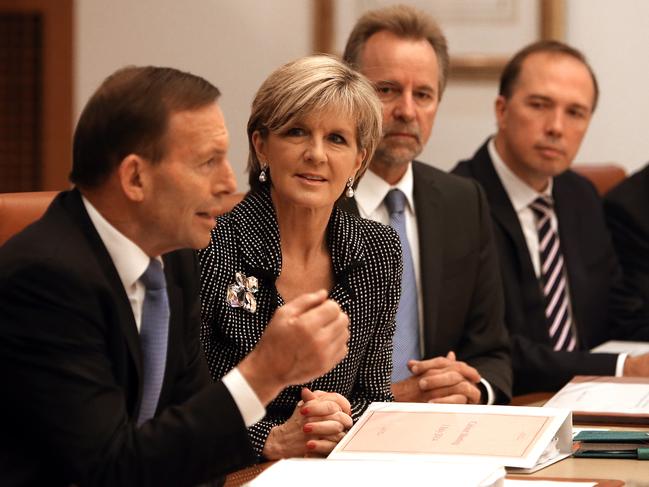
xmin=225 ymin=394 xmax=649 ymax=486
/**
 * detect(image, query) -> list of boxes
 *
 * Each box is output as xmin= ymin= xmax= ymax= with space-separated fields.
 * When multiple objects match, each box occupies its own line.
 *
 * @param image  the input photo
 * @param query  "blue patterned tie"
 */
xmin=385 ymin=189 xmax=421 ymax=382
xmin=136 ymin=259 xmax=170 ymax=426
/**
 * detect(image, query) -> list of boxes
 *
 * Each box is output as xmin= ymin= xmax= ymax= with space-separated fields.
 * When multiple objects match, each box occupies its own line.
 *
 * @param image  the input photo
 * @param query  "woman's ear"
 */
xmin=252 ymin=131 xmax=267 ymax=163
xmin=353 ymin=148 xmax=366 ymax=175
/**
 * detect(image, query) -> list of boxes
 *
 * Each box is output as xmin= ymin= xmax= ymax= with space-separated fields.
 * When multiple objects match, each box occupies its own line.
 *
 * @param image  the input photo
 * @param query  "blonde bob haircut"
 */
xmin=247 ymin=55 xmax=383 ymax=192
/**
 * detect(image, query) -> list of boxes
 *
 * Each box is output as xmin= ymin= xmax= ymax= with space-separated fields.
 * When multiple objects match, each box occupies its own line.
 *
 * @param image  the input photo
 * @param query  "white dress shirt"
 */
xmin=82 ymin=196 xmax=265 ymax=426
xmin=355 ymin=165 xmax=496 ymax=404
xmin=488 ymin=139 xmax=627 ymax=376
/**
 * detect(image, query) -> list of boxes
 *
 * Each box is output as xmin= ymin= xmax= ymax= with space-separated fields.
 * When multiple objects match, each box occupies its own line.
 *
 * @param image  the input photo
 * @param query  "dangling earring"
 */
xmin=258 ymin=164 xmax=267 ymax=183
xmin=345 ymin=177 xmax=355 ymax=198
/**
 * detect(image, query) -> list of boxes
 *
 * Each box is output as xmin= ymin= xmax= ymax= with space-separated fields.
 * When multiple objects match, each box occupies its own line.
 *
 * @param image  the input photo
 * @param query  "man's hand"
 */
xmin=237 ymin=290 xmax=349 ymax=405
xmin=623 ymin=352 xmax=649 ymax=376
xmin=262 ymin=388 xmax=353 ymax=459
xmin=392 ymin=352 xmax=482 ymax=404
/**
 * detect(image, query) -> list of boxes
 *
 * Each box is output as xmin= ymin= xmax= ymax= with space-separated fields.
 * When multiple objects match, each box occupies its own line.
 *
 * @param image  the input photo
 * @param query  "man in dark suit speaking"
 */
xmin=453 ymin=41 xmax=649 ymax=394
xmin=0 ymin=66 xmax=350 ymax=486
xmin=339 ymin=4 xmax=512 ymax=405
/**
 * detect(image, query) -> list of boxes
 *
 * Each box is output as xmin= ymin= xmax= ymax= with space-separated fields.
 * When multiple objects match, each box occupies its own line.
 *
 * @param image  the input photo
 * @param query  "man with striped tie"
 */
xmin=453 ymin=40 xmax=649 ymax=395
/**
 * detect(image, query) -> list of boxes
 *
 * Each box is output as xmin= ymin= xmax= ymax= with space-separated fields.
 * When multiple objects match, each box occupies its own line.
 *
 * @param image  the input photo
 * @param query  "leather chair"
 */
xmin=0 ymin=191 xmax=246 ymax=247
xmin=572 ymin=163 xmax=626 ymax=196
xmin=0 ymin=191 xmax=57 ymax=246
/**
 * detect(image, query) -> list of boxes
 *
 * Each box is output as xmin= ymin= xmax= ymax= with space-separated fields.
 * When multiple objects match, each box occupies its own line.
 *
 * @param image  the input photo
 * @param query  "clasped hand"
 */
xmin=392 ymin=351 xmax=482 ymax=404
xmin=262 ymin=388 xmax=353 ymax=459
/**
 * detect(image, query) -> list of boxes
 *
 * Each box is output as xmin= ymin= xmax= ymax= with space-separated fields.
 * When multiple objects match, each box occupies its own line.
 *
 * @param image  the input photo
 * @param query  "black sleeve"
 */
xmin=0 ymin=257 xmax=254 ymax=487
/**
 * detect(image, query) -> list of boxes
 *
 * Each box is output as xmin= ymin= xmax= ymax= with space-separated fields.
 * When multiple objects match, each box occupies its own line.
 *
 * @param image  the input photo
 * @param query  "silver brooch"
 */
xmin=226 ymin=271 xmax=259 ymax=313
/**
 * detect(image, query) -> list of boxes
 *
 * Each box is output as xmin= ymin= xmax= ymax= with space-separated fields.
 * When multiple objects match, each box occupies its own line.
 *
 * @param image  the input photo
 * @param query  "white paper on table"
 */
xmin=328 ymin=402 xmax=572 ymax=473
xmin=505 ymin=481 xmax=596 ymax=487
xmin=571 ymin=427 xmax=609 ymax=438
xmin=246 ymin=458 xmax=506 ymax=487
xmin=544 ymin=380 xmax=649 ymax=414
xmin=591 ymin=340 xmax=649 ymax=356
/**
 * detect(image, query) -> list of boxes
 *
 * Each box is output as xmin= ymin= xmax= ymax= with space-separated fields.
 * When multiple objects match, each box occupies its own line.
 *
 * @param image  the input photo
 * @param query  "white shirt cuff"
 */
xmin=615 ymin=353 xmax=628 ymax=377
xmin=222 ymin=367 xmax=266 ymax=427
xmin=480 ymin=378 xmax=495 ymax=405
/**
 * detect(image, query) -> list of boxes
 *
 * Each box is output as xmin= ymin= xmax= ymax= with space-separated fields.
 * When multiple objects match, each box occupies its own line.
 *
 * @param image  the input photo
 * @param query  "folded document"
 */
xmin=328 ymin=402 xmax=572 ymax=473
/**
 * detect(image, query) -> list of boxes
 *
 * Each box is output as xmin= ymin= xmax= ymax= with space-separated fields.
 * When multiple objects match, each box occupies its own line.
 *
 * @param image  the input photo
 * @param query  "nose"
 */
xmin=545 ymin=108 xmax=564 ymax=139
xmin=212 ymin=158 xmax=237 ymax=195
xmin=305 ymin=137 xmax=326 ymax=164
xmin=393 ymin=91 xmax=416 ymax=122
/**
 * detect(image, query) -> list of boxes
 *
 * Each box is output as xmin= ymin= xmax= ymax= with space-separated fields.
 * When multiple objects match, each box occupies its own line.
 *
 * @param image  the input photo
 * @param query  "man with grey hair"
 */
xmin=339 ymin=4 xmax=512 ymax=405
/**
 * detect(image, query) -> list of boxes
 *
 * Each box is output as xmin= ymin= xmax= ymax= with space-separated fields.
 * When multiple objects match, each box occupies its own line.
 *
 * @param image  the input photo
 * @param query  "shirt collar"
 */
xmin=82 ymin=195 xmax=154 ymax=290
xmin=489 ymin=137 xmax=553 ymax=212
xmin=355 ymin=162 xmax=416 ymax=216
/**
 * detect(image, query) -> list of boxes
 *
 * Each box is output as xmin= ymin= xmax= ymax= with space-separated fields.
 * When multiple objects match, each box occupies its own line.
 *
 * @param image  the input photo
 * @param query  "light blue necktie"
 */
xmin=136 ymin=259 xmax=170 ymax=426
xmin=385 ymin=188 xmax=421 ymax=382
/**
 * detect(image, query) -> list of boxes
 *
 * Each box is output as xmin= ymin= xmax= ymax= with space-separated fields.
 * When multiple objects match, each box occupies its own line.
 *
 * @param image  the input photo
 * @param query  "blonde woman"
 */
xmin=200 ymin=55 xmax=401 ymax=461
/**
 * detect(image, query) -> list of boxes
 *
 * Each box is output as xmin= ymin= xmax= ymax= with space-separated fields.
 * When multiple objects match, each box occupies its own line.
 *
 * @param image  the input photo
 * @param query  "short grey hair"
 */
xmin=343 ymin=4 xmax=449 ymax=100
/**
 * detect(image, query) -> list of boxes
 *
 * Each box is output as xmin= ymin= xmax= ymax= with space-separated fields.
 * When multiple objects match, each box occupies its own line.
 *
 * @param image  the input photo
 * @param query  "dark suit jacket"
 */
xmin=0 ymin=190 xmax=253 ymax=487
xmin=604 ymin=163 xmax=649 ymax=310
xmin=453 ymin=141 xmax=649 ymax=394
xmin=339 ymin=161 xmax=512 ymax=404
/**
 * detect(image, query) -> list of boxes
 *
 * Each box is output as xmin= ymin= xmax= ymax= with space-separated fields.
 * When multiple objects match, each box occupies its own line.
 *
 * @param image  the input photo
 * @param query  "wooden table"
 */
xmin=225 ymin=394 xmax=649 ymax=486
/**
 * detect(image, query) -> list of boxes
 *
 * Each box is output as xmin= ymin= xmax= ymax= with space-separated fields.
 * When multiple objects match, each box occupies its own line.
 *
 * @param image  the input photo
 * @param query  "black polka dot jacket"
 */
xmin=199 ymin=187 xmax=402 ymax=458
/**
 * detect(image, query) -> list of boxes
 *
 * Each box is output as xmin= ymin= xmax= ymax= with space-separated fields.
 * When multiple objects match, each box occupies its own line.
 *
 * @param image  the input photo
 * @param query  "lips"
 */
xmin=296 ymin=173 xmax=326 ymax=182
xmin=535 ymin=144 xmax=565 ymax=158
xmin=386 ymin=132 xmax=418 ymax=141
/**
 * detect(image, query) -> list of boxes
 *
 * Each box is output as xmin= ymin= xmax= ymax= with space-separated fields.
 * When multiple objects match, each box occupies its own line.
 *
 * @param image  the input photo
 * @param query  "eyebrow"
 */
xmin=527 ymin=94 xmax=591 ymax=111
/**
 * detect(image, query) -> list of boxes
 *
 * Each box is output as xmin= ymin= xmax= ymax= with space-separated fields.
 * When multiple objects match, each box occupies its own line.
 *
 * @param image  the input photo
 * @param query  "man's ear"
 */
xmin=117 ymin=154 xmax=147 ymax=202
xmin=494 ymin=95 xmax=508 ymax=131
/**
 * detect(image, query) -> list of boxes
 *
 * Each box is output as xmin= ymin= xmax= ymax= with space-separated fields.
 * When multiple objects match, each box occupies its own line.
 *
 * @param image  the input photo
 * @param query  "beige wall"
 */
xmin=75 ymin=0 xmax=649 ymax=191
xmin=75 ymin=0 xmax=312 ymax=190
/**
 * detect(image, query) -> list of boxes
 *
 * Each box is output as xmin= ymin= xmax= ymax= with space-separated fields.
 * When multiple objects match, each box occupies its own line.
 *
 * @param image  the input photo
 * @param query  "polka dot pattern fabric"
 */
xmin=199 ymin=187 xmax=402 ymax=458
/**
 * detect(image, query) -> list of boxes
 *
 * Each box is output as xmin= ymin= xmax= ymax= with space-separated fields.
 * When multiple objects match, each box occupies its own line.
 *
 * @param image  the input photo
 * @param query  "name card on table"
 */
xmin=544 ymin=375 xmax=649 ymax=424
xmin=328 ymin=402 xmax=572 ymax=473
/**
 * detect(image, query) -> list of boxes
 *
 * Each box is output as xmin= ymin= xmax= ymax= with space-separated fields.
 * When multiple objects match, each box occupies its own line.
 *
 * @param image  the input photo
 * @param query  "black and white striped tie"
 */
xmin=530 ymin=196 xmax=577 ymax=351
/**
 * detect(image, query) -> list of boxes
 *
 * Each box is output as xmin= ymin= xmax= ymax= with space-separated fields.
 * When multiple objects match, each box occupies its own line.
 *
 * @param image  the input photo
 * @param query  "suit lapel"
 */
xmin=466 ymin=146 xmax=549 ymax=342
xmin=411 ymin=161 xmax=443 ymax=353
xmin=62 ymin=190 xmax=143 ymax=385
xmin=469 ymin=146 xmax=536 ymax=286
xmin=553 ymin=175 xmax=586 ymax=334
xmin=161 ymin=257 xmax=182 ymax=406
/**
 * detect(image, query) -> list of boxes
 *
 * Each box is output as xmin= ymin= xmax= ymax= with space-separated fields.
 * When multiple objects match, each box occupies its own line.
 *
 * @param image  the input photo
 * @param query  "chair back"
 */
xmin=572 ymin=164 xmax=626 ymax=196
xmin=0 ymin=191 xmax=245 ymax=247
xmin=0 ymin=191 xmax=57 ymax=246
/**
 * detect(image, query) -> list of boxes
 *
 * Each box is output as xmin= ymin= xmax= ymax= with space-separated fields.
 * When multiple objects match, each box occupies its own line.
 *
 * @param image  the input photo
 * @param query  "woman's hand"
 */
xmin=262 ymin=388 xmax=353 ymax=459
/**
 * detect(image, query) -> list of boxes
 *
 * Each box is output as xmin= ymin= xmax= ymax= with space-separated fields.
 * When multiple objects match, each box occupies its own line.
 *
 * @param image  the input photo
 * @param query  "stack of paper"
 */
xmin=591 ymin=340 xmax=649 ymax=356
xmin=246 ymin=458 xmax=505 ymax=487
xmin=327 ymin=402 xmax=572 ymax=473
xmin=544 ymin=376 xmax=649 ymax=424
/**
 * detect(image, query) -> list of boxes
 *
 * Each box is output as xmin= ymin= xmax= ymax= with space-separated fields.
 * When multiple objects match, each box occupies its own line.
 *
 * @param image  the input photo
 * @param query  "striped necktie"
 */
xmin=384 ymin=188 xmax=421 ymax=381
xmin=530 ymin=196 xmax=577 ymax=351
xmin=137 ymin=258 xmax=170 ymax=426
